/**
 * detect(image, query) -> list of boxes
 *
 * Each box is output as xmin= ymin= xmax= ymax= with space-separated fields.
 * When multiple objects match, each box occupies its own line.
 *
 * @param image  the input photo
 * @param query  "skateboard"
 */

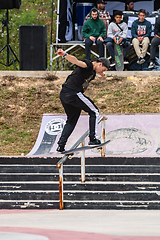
xmin=62 ymin=140 xmax=111 ymax=158
xmin=114 ymin=43 xmax=124 ymax=71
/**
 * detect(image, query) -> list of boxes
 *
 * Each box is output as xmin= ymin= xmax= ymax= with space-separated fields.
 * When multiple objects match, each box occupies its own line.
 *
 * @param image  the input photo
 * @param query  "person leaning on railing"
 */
xmin=148 ymin=15 xmax=160 ymax=69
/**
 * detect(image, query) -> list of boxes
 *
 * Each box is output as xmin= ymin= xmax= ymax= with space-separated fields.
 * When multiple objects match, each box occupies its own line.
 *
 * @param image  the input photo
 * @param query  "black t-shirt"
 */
xmin=63 ymin=59 xmax=96 ymax=93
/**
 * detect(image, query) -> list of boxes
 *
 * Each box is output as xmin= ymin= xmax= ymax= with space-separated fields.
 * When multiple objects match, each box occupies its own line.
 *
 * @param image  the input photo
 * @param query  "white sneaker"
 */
xmin=124 ymin=60 xmax=129 ymax=64
xmin=148 ymin=61 xmax=155 ymax=69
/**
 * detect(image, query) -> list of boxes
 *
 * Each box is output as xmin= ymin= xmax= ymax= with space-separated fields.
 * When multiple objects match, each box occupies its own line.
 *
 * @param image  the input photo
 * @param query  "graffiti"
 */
xmin=104 ymin=128 xmax=152 ymax=155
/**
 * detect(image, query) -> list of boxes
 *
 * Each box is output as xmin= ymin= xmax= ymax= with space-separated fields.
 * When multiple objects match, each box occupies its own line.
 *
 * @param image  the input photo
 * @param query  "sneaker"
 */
xmin=110 ymin=61 xmax=116 ymax=67
xmin=148 ymin=61 xmax=155 ymax=69
xmin=137 ymin=57 xmax=145 ymax=64
xmin=56 ymin=145 xmax=65 ymax=153
xmin=124 ymin=59 xmax=129 ymax=64
xmin=88 ymin=138 xmax=101 ymax=146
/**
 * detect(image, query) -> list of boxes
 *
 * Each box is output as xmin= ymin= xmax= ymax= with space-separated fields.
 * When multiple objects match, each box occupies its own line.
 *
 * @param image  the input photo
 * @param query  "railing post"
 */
xmin=101 ymin=118 xmax=107 ymax=157
xmin=81 ymin=139 xmax=85 ymax=183
xmin=50 ymin=44 xmax=53 ymax=71
xmin=59 ymin=164 xmax=63 ymax=210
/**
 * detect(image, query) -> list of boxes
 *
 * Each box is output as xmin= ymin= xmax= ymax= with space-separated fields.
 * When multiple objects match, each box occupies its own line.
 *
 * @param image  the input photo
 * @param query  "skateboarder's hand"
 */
xmin=55 ymin=49 xmax=66 ymax=57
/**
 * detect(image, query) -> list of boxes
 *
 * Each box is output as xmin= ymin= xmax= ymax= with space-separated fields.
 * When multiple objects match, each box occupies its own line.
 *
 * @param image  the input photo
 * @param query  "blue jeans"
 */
xmin=105 ymin=37 xmax=131 ymax=59
xmin=150 ymin=36 xmax=160 ymax=61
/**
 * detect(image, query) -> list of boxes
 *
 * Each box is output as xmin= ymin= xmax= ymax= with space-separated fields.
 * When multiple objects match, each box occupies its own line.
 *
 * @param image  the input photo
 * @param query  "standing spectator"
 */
xmin=148 ymin=16 xmax=160 ymax=69
xmin=105 ymin=10 xmax=130 ymax=65
xmin=84 ymin=0 xmax=111 ymax=23
xmin=84 ymin=0 xmax=111 ymax=39
xmin=131 ymin=9 xmax=152 ymax=64
xmin=125 ymin=0 xmax=135 ymax=11
xmin=82 ymin=8 xmax=106 ymax=60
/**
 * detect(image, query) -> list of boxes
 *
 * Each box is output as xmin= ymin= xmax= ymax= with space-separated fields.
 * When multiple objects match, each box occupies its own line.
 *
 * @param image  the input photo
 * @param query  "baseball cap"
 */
xmin=98 ymin=57 xmax=110 ymax=68
xmin=97 ymin=0 xmax=107 ymax=4
xmin=126 ymin=0 xmax=134 ymax=4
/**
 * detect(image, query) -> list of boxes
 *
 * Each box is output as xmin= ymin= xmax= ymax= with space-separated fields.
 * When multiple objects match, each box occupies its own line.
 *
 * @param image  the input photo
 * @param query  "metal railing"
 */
xmin=56 ymin=116 xmax=107 ymax=210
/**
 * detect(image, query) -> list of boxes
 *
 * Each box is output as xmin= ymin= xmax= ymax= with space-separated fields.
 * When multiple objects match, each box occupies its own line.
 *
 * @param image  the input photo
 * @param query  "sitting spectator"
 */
xmin=105 ymin=10 xmax=130 ymax=65
xmin=82 ymin=8 xmax=106 ymax=60
xmin=131 ymin=9 xmax=152 ymax=64
xmin=148 ymin=15 xmax=160 ymax=69
xmin=84 ymin=0 xmax=111 ymax=39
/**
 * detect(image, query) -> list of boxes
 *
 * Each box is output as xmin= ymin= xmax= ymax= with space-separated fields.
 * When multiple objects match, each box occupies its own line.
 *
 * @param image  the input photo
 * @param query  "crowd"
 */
xmin=81 ymin=0 xmax=160 ymax=69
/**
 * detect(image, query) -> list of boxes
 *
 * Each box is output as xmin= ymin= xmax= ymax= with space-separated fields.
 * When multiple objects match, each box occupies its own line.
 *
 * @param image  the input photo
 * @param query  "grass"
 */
xmin=0 ymin=0 xmax=57 ymax=71
xmin=0 ymin=74 xmax=160 ymax=155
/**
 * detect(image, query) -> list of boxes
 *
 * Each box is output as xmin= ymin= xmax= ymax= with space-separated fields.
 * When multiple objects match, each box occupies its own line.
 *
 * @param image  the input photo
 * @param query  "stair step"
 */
xmin=0 ymin=156 xmax=160 ymax=210
xmin=64 ymin=201 xmax=160 ymax=210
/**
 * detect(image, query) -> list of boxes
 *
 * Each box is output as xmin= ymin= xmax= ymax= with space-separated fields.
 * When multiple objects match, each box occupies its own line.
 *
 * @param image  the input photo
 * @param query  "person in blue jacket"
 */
xmin=131 ymin=9 xmax=152 ymax=64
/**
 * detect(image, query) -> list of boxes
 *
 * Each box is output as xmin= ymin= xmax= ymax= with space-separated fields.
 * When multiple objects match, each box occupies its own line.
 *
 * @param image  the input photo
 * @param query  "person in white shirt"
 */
xmin=105 ymin=10 xmax=130 ymax=65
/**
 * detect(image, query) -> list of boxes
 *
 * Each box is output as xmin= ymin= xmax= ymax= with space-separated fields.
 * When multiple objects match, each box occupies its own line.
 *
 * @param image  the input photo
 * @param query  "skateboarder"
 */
xmin=55 ymin=49 xmax=110 ymax=153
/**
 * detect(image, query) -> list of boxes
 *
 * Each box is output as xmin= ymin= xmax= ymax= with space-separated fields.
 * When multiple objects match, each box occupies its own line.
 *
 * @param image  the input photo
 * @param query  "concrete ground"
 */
xmin=0 ymin=209 xmax=160 ymax=239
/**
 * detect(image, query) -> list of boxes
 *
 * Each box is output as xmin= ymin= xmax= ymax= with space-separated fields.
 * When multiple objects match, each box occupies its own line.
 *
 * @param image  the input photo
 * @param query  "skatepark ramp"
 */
xmin=27 ymin=113 xmax=160 ymax=157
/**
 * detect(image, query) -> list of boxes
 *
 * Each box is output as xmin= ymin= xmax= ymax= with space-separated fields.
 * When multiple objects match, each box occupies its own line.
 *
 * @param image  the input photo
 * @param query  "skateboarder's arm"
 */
xmin=55 ymin=49 xmax=87 ymax=68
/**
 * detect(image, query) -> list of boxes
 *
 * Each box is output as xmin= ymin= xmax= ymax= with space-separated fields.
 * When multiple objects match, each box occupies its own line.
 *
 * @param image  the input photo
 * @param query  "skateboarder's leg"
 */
xmin=57 ymin=90 xmax=81 ymax=150
xmin=76 ymin=92 xmax=100 ymax=144
xmin=58 ymin=105 xmax=81 ymax=148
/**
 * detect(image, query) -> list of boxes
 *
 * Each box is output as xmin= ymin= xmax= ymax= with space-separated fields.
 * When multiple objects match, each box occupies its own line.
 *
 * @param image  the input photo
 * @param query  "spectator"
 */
xmin=105 ymin=10 xmax=130 ymax=65
xmin=82 ymin=8 xmax=106 ymax=60
xmin=131 ymin=9 xmax=152 ymax=64
xmin=84 ymin=0 xmax=111 ymax=23
xmin=148 ymin=16 xmax=160 ymax=69
xmin=84 ymin=0 xmax=111 ymax=39
xmin=125 ymin=0 xmax=135 ymax=11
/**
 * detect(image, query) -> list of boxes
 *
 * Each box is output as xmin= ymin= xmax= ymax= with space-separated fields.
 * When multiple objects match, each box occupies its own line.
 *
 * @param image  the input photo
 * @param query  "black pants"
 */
xmin=150 ymin=37 xmax=160 ymax=61
xmin=85 ymin=38 xmax=104 ymax=60
xmin=58 ymin=86 xmax=99 ymax=147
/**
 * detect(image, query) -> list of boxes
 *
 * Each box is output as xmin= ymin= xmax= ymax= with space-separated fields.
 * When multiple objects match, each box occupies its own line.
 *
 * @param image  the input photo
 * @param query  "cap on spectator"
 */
xmin=98 ymin=57 xmax=110 ymax=68
xmin=97 ymin=0 xmax=107 ymax=4
xmin=126 ymin=0 xmax=134 ymax=4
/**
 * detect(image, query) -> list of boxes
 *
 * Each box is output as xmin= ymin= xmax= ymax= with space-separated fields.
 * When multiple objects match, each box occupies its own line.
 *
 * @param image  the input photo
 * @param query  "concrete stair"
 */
xmin=0 ymin=156 xmax=160 ymax=209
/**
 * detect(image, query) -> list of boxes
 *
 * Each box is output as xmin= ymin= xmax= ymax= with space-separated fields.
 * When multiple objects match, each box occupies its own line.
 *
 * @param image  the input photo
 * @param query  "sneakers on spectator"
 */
xmin=110 ymin=61 xmax=116 ymax=67
xmin=109 ymin=58 xmax=115 ymax=67
xmin=124 ymin=59 xmax=129 ymax=64
xmin=148 ymin=61 xmax=155 ymax=69
xmin=137 ymin=57 xmax=145 ymax=64
xmin=56 ymin=145 xmax=65 ymax=153
xmin=88 ymin=138 xmax=101 ymax=146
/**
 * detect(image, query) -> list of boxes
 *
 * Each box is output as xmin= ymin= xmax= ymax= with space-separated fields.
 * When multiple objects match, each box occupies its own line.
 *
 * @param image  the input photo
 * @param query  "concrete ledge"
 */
xmin=0 ymin=70 xmax=160 ymax=78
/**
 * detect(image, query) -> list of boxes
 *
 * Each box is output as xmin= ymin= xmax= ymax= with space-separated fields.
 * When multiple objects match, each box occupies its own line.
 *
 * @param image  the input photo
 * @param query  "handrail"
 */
xmin=56 ymin=116 xmax=106 ymax=168
xmin=57 ymin=116 xmax=107 ymax=210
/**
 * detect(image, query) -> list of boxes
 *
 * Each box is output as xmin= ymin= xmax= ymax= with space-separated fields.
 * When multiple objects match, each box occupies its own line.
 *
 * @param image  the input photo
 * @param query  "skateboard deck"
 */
xmin=62 ymin=140 xmax=111 ymax=157
xmin=114 ymin=43 xmax=124 ymax=71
